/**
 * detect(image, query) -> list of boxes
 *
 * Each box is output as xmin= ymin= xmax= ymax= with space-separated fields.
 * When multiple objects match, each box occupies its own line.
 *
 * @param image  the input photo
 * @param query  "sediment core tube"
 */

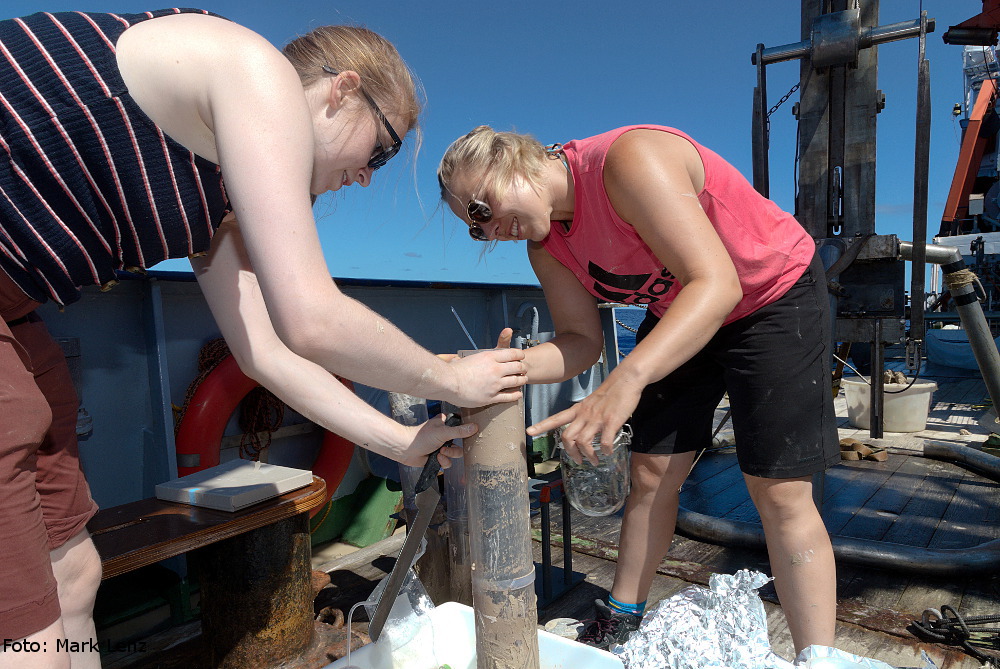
xmin=459 ymin=351 xmax=540 ymax=669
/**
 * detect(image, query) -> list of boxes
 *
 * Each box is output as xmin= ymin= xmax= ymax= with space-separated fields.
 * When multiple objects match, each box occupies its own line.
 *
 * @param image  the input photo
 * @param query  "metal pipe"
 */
xmin=860 ymin=19 xmax=928 ymax=48
xmin=923 ymin=441 xmax=1000 ymax=480
xmin=540 ymin=498 xmax=552 ymax=603
xmin=755 ymin=39 xmax=811 ymax=66
xmin=561 ymin=489 xmax=573 ymax=587
xmin=459 ymin=351 xmax=540 ymax=669
xmin=676 ymin=506 xmax=1000 ymax=575
xmin=754 ymin=18 xmax=931 ymax=67
xmin=901 ymin=240 xmax=961 ymax=266
xmin=675 ymin=422 xmax=1000 ymax=577
xmin=900 ymin=241 xmax=1000 ymax=414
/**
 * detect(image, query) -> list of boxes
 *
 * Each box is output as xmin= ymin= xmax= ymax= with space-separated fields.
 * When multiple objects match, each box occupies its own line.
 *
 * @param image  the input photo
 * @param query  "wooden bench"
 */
xmin=87 ymin=477 xmax=327 ymax=668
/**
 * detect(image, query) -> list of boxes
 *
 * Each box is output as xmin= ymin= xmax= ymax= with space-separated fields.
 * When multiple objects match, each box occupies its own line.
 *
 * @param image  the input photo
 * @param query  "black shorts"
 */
xmin=629 ymin=251 xmax=840 ymax=479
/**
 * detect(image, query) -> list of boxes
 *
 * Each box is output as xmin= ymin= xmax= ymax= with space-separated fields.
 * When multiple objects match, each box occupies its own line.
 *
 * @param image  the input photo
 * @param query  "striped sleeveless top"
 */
xmin=0 ymin=9 xmax=230 ymax=306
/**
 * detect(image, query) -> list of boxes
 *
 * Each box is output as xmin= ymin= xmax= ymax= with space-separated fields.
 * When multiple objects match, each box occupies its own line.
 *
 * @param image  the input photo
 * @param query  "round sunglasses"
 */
xmin=467 ymin=198 xmax=491 ymax=241
xmin=321 ymin=66 xmax=402 ymax=170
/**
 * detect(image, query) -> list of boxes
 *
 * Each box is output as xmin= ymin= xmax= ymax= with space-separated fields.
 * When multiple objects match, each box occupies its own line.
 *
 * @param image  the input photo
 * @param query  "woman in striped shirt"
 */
xmin=0 ymin=10 xmax=525 ymax=665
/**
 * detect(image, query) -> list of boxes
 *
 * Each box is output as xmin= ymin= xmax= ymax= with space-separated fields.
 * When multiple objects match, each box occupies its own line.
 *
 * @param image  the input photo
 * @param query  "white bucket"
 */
xmin=324 ymin=601 xmax=624 ymax=669
xmin=842 ymin=379 xmax=937 ymax=432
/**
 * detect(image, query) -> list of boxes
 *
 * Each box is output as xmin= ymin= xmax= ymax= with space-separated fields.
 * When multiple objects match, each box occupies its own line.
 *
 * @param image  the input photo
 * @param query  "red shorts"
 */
xmin=0 ymin=269 xmax=98 ymax=640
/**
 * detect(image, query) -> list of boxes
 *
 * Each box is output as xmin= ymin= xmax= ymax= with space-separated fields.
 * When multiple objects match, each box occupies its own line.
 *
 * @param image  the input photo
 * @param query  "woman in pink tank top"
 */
xmin=439 ymin=125 xmax=840 ymax=655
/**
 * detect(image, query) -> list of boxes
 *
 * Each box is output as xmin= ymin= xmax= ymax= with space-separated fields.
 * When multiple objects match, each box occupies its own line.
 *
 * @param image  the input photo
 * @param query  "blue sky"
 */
xmin=3 ymin=1 xmax=982 ymax=286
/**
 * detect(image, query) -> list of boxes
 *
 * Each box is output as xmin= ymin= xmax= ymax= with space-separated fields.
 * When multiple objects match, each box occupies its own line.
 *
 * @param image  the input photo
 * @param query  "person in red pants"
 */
xmin=0 ymin=11 xmax=524 ymax=667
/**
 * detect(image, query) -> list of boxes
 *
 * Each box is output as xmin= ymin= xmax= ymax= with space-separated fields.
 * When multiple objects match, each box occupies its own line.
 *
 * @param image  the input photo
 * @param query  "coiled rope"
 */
xmin=174 ymin=338 xmax=284 ymax=461
xmin=944 ymin=268 xmax=989 ymax=303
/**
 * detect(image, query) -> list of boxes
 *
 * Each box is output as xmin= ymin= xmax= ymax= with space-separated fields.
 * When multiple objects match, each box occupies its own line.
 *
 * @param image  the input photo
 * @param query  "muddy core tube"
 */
xmin=459 ymin=351 xmax=540 ymax=669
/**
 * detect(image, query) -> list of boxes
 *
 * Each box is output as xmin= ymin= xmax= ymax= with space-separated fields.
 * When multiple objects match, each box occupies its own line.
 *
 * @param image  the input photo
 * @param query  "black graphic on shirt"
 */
xmin=588 ymin=261 xmax=675 ymax=306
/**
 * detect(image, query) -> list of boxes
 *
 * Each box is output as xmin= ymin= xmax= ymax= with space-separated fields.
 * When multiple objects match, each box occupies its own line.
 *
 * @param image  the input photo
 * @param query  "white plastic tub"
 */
xmin=842 ymin=379 xmax=937 ymax=432
xmin=324 ymin=601 xmax=624 ymax=669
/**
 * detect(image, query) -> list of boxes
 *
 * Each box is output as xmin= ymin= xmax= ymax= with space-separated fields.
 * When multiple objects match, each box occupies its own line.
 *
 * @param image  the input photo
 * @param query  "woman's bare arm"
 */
xmin=518 ymin=243 xmax=605 ymax=384
xmin=192 ymin=219 xmax=471 ymax=466
xmin=117 ymin=14 xmax=524 ymax=407
xmin=530 ymin=130 xmax=743 ymax=461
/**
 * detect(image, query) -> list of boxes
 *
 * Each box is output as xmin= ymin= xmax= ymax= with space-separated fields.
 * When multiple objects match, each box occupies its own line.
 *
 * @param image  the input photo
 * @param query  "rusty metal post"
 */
xmin=194 ymin=514 xmax=313 ymax=668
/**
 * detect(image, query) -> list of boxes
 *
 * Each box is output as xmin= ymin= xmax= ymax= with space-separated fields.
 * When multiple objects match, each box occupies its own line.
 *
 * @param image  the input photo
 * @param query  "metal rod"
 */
xmin=752 ymin=43 xmax=770 ymax=197
xmin=910 ymin=11 xmax=931 ymax=347
xmin=541 ymin=495 xmax=552 ymax=602
xmin=754 ymin=17 xmax=931 ymax=67
xmin=755 ymin=39 xmax=811 ymax=66
xmin=860 ymin=18 xmax=928 ymax=49
xmin=870 ymin=319 xmax=885 ymax=439
xmin=901 ymin=240 xmax=961 ymax=266
xmin=562 ymin=488 xmax=573 ymax=583
xmin=451 ymin=306 xmax=480 ymax=350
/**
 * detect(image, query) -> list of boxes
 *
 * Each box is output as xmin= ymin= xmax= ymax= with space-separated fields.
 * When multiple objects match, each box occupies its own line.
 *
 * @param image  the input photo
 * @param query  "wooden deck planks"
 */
xmin=881 ymin=463 xmax=966 ymax=548
xmin=680 ymin=449 xmax=750 ymax=518
xmin=836 ymin=457 xmax=934 ymax=542
xmin=823 ymin=458 xmax=910 ymax=536
xmin=929 ymin=470 xmax=1000 ymax=548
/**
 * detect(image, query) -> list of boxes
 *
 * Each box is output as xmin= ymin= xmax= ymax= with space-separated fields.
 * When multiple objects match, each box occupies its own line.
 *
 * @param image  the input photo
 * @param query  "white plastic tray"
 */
xmin=324 ymin=601 xmax=624 ymax=669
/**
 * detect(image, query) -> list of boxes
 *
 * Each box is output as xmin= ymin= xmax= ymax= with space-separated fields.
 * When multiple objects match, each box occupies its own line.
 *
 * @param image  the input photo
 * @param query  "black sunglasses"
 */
xmin=467 ymin=198 xmax=491 ymax=241
xmin=321 ymin=66 xmax=402 ymax=170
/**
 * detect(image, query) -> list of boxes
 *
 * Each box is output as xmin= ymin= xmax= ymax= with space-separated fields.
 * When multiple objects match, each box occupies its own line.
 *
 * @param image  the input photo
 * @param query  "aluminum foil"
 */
xmin=613 ymin=570 xmax=940 ymax=669
xmin=614 ymin=570 xmax=793 ymax=669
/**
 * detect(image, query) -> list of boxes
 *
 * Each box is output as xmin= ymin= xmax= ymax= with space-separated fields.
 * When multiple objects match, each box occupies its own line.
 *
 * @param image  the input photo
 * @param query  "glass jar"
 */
xmin=558 ymin=425 xmax=632 ymax=517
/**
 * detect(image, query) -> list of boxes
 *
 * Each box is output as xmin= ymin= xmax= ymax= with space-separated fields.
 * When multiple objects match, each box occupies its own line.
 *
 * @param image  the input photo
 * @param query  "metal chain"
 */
xmin=767 ymin=83 xmax=800 ymax=118
xmin=615 ymin=318 xmax=638 ymax=334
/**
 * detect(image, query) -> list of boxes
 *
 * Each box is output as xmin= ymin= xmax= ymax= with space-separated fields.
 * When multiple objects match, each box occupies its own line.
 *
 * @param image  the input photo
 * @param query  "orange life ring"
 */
xmin=174 ymin=353 xmax=356 ymax=517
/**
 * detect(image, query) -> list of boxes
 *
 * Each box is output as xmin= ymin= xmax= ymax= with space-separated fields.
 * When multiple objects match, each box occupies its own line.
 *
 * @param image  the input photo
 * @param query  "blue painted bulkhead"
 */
xmin=35 ymin=271 xmax=567 ymax=510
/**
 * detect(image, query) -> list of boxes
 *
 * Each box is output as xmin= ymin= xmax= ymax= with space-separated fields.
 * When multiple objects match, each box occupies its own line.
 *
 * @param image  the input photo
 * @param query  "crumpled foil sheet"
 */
xmin=614 ymin=570 xmax=940 ymax=669
xmin=614 ymin=570 xmax=793 ymax=669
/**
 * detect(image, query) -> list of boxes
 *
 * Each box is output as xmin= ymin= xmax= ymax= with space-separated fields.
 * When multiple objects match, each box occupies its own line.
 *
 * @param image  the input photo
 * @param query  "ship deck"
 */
xmin=105 ymin=359 xmax=1000 ymax=669
xmin=297 ymin=363 xmax=998 ymax=668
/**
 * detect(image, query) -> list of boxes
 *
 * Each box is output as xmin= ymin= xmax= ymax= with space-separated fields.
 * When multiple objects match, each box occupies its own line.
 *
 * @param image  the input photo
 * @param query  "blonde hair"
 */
xmin=437 ymin=125 xmax=549 ymax=203
xmin=283 ymin=25 xmax=422 ymax=141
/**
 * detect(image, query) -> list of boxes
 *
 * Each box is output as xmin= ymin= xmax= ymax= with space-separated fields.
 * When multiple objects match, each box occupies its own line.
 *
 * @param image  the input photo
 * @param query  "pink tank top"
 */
xmin=541 ymin=125 xmax=815 ymax=324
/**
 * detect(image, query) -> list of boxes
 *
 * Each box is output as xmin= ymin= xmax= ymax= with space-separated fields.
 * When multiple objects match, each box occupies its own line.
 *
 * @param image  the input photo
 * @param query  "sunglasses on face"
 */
xmin=322 ymin=66 xmax=402 ymax=170
xmin=467 ymin=198 xmax=492 ymax=241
